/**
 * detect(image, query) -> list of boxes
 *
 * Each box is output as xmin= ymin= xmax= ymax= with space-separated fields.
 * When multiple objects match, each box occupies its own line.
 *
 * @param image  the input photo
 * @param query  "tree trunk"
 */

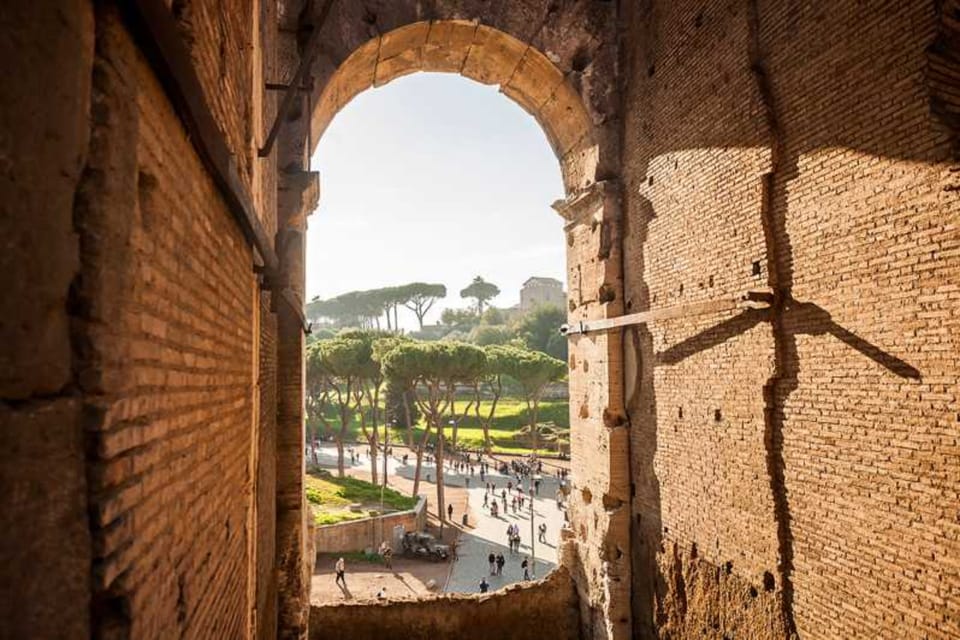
xmin=401 ymin=390 xmax=414 ymax=447
xmin=530 ymin=398 xmax=541 ymax=453
xmin=411 ymin=423 xmax=430 ymax=498
xmin=450 ymin=396 xmax=458 ymax=451
xmin=336 ymin=435 xmax=345 ymax=477
xmin=369 ymin=428 xmax=379 ymax=486
xmin=436 ymin=426 xmax=445 ymax=525
xmin=310 ymin=427 xmax=320 ymax=467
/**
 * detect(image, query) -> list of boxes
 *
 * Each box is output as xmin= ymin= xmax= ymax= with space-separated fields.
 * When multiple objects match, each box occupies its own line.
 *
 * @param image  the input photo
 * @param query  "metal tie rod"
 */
xmin=560 ymin=290 xmax=773 ymax=336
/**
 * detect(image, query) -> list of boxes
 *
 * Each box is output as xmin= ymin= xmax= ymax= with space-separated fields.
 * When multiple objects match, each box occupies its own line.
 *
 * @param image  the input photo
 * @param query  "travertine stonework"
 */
xmin=1 ymin=1 xmax=957 ymax=639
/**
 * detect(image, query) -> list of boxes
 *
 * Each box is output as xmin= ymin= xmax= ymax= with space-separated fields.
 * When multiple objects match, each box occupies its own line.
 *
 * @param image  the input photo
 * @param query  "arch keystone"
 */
xmin=423 ymin=20 xmax=478 ymax=73
xmin=461 ymin=25 xmax=527 ymax=86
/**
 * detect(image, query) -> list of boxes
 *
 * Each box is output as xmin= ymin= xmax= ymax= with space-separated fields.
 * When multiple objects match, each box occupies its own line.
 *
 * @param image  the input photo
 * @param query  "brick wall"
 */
xmin=69 ymin=7 xmax=259 ymax=637
xmin=621 ymin=1 xmax=960 ymax=638
xmin=308 ymin=567 xmax=580 ymax=640
xmin=313 ymin=496 xmax=427 ymax=555
xmin=0 ymin=1 xmax=94 ymax=637
xmin=4 ymin=2 xmax=958 ymax=639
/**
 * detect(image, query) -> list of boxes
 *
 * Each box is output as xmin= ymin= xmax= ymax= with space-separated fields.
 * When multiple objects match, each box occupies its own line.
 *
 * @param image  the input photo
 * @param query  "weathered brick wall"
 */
xmin=0 ymin=4 xmax=94 ymax=636
xmin=308 ymin=567 xmax=580 ymax=640
xmin=69 ymin=6 xmax=262 ymax=636
xmin=621 ymin=1 xmax=960 ymax=638
xmin=312 ymin=496 xmax=427 ymax=554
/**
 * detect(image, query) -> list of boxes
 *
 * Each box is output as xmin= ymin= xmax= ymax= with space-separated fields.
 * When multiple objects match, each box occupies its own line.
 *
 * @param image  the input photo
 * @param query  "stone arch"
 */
xmin=309 ymin=21 xmax=598 ymax=194
xmin=275 ymin=9 xmax=630 ymax=640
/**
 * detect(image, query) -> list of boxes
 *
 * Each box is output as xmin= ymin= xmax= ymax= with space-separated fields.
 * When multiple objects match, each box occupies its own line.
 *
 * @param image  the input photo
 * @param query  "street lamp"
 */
xmin=529 ymin=455 xmax=536 ymax=578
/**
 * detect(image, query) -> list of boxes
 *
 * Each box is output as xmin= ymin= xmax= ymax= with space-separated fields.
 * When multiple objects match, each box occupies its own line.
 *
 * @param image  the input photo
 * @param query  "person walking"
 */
xmin=496 ymin=553 xmax=505 ymax=576
xmin=521 ymin=556 xmax=530 ymax=580
xmin=538 ymin=523 xmax=547 ymax=544
xmin=334 ymin=557 xmax=346 ymax=587
xmin=483 ymin=492 xmax=488 ymax=508
xmin=379 ymin=541 xmax=393 ymax=570
xmin=447 ymin=503 xmax=453 ymax=521
xmin=479 ymin=577 xmax=489 ymax=593
xmin=488 ymin=552 xmax=496 ymax=575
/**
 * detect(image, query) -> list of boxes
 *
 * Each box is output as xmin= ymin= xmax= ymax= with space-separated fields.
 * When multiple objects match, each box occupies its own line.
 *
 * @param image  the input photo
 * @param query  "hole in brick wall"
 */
xmin=763 ymin=571 xmax=776 ymax=591
xmin=749 ymin=586 xmax=758 ymax=598
xmin=626 ymin=299 xmax=633 ymax=310
xmin=674 ymin=159 xmax=679 ymax=170
xmin=579 ymin=403 xmax=590 ymax=419
xmin=571 ymin=47 xmax=591 ymax=72
xmin=176 ymin=573 xmax=187 ymax=626
xmin=678 ymin=283 xmax=684 ymax=295
xmin=599 ymin=284 xmax=617 ymax=303
xmin=725 ymin=561 xmax=733 ymax=575
xmin=709 ymin=275 xmax=714 ymax=287
xmin=690 ymin=543 xmax=698 ymax=559
xmin=647 ymin=64 xmax=656 ymax=77
xmin=752 ymin=260 xmax=762 ymax=276
xmin=678 ymin=406 xmax=683 ymax=419
xmin=663 ymin=526 xmax=669 ymax=535
xmin=714 ymin=409 xmax=722 ymax=422
xmin=583 ymin=360 xmax=589 ymax=373
xmin=581 ymin=487 xmax=593 ymax=504
xmin=648 ymin=175 xmax=654 ymax=186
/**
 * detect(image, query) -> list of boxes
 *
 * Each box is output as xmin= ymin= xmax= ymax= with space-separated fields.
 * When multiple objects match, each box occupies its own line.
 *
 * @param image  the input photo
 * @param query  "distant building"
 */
xmin=519 ymin=276 xmax=566 ymax=312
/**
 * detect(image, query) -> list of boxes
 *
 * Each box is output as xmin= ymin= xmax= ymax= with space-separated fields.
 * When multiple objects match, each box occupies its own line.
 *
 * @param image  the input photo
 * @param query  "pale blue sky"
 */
xmin=305 ymin=73 xmax=566 ymax=329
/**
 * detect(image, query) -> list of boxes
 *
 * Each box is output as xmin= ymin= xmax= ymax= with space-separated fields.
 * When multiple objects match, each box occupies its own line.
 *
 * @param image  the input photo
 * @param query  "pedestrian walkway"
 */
xmin=309 ymin=443 xmax=567 ymax=594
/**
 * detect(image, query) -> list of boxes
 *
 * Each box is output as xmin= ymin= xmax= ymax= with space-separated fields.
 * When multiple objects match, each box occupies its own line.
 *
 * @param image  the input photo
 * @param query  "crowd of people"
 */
xmin=328 ymin=443 xmax=571 ymax=600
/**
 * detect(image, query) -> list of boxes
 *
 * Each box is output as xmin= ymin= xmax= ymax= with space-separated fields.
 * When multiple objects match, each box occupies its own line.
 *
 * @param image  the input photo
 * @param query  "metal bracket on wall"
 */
xmin=258 ymin=0 xmax=337 ymax=158
xmin=560 ymin=290 xmax=773 ymax=336
xmin=278 ymin=288 xmax=312 ymax=335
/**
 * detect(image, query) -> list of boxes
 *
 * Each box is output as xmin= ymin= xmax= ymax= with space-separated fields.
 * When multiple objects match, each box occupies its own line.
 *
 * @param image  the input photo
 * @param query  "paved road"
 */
xmin=445 ymin=472 xmax=565 ymax=594
xmin=309 ymin=442 xmax=568 ymax=595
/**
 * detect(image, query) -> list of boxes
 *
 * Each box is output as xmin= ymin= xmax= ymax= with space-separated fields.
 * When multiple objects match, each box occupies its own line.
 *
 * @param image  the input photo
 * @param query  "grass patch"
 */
xmin=306 ymin=470 xmax=416 ymax=526
xmin=309 ymin=397 xmax=570 ymax=457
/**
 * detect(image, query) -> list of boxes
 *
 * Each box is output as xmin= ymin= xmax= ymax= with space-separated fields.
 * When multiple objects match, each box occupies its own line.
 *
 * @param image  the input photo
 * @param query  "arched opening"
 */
xmin=274 ymin=16 xmax=629 ymax=637
xmin=309 ymin=21 xmax=597 ymax=194
xmin=303 ymin=24 xmax=588 ymax=601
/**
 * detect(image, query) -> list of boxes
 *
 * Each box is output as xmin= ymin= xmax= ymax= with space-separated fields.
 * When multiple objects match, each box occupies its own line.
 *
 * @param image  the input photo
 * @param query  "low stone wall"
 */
xmin=313 ymin=496 xmax=427 ymax=554
xmin=309 ymin=567 xmax=580 ymax=640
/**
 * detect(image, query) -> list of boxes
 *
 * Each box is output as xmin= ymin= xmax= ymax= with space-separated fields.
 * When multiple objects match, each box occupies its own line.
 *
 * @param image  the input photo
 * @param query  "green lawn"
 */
xmin=305 ymin=470 xmax=417 ymax=526
xmin=309 ymin=397 xmax=569 ymax=456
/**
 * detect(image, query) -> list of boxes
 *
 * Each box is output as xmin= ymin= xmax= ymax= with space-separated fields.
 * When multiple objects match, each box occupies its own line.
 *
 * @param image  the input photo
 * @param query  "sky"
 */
xmin=305 ymin=73 xmax=566 ymax=330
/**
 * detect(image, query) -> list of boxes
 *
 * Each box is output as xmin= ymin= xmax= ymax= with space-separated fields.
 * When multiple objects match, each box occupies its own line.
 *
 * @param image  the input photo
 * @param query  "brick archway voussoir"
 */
xmin=309 ymin=20 xmax=597 ymax=194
